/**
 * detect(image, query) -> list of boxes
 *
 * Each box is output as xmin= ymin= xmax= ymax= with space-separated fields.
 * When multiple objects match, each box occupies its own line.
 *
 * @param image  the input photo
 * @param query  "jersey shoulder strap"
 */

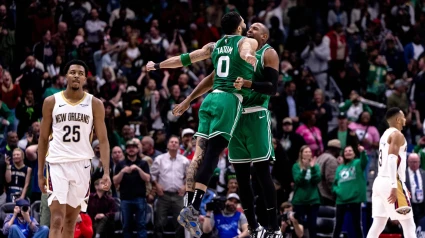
xmin=260 ymin=44 xmax=272 ymax=68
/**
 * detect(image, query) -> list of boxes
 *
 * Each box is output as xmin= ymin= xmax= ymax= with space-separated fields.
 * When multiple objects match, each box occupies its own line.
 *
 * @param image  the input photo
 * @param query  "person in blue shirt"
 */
xmin=202 ymin=193 xmax=249 ymax=238
xmin=2 ymin=199 xmax=49 ymax=238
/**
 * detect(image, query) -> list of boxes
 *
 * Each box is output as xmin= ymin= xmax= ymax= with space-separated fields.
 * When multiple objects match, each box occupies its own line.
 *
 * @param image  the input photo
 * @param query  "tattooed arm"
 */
xmin=146 ymin=42 xmax=215 ymax=71
xmin=185 ymin=137 xmax=208 ymax=192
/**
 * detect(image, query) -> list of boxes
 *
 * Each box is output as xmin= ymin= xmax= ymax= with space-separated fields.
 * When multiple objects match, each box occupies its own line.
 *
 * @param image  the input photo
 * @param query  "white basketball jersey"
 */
xmin=46 ymin=92 xmax=95 ymax=163
xmin=377 ymin=127 xmax=407 ymax=182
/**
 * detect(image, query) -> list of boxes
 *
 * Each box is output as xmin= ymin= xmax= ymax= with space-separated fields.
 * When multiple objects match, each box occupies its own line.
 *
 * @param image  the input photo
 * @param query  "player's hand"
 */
xmin=100 ymin=174 xmax=111 ymax=192
xmin=172 ymin=99 xmax=190 ymax=116
xmin=388 ymin=188 xmax=397 ymax=204
xmin=234 ymin=77 xmax=244 ymax=90
xmin=38 ymin=174 xmax=47 ymax=193
xmin=244 ymin=53 xmax=257 ymax=68
xmin=146 ymin=61 xmax=156 ymax=71
xmin=358 ymin=145 xmax=365 ymax=153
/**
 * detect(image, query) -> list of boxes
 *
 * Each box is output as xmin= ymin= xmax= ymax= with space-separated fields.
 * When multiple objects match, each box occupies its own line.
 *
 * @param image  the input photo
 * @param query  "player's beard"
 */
xmin=241 ymin=26 xmax=248 ymax=36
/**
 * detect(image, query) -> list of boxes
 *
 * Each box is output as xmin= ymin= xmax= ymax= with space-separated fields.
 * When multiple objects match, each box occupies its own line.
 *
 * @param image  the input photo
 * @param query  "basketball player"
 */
xmin=172 ymin=22 xmax=282 ymax=237
xmin=147 ymin=12 xmax=258 ymax=237
xmin=366 ymin=107 xmax=416 ymax=238
xmin=37 ymin=60 xmax=111 ymax=238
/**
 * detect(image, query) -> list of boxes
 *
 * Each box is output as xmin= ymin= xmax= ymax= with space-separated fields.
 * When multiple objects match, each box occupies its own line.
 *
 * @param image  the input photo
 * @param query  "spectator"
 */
xmin=332 ymin=145 xmax=368 ymax=238
xmin=278 ymin=202 xmax=304 ymax=238
xmin=151 ymin=136 xmax=189 ymax=238
xmin=64 ymin=0 xmax=89 ymax=35
xmin=339 ymin=90 xmax=373 ymax=122
xmin=141 ymin=136 xmax=162 ymax=159
xmin=85 ymin=8 xmax=107 ymax=46
xmin=0 ymin=132 xmax=18 ymax=157
xmin=324 ymin=22 xmax=348 ymax=76
xmin=18 ymin=56 xmax=43 ymax=101
xmin=42 ymin=75 xmax=65 ymax=99
xmin=365 ymin=53 xmax=388 ymax=102
xmin=291 ymin=145 xmax=321 ymax=238
xmin=0 ymin=152 xmax=6 ymax=204
xmin=93 ymin=41 xmax=120 ymax=79
xmin=0 ymin=70 xmax=21 ymax=116
xmin=74 ymin=212 xmax=93 ymax=238
xmin=348 ymin=111 xmax=380 ymax=157
xmin=87 ymin=179 xmax=116 ymax=238
xmin=17 ymin=121 xmax=40 ymax=150
xmin=327 ymin=0 xmax=348 ymax=29
xmin=51 ymin=22 xmax=69 ymax=59
xmin=111 ymin=146 xmax=125 ymax=174
xmin=405 ymin=153 xmax=425 ymax=225
xmin=316 ymin=139 xmax=341 ymax=206
xmin=279 ymin=117 xmax=306 ymax=164
xmin=32 ymin=29 xmax=56 ymax=69
xmin=387 ymin=79 xmax=409 ymax=114
xmin=109 ymin=5 xmax=135 ymax=27
xmin=307 ymin=89 xmax=333 ymax=144
xmin=301 ymin=33 xmax=330 ymax=91
xmin=179 ymin=128 xmax=195 ymax=160
xmin=202 ymin=193 xmax=249 ymax=238
xmin=113 ymin=138 xmax=150 ymax=238
xmin=5 ymin=148 xmax=31 ymax=202
xmin=177 ymin=73 xmax=193 ymax=98
xmin=328 ymin=112 xmax=359 ymax=152
xmin=296 ymin=111 xmax=324 ymax=157
xmin=2 ymin=199 xmax=49 ymax=238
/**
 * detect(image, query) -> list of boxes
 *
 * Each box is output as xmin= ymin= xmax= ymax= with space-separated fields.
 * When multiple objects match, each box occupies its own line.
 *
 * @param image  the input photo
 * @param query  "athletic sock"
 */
xmin=266 ymin=207 xmax=279 ymax=230
xmin=184 ymin=191 xmax=194 ymax=207
xmin=191 ymin=189 xmax=205 ymax=211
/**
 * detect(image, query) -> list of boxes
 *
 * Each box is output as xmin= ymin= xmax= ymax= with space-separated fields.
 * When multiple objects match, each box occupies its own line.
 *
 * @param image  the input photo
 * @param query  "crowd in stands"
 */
xmin=2 ymin=0 xmax=425 ymax=237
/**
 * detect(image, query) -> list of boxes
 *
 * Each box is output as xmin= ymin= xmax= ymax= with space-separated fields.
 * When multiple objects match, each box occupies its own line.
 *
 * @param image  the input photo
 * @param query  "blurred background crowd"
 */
xmin=2 ymin=0 xmax=425 ymax=237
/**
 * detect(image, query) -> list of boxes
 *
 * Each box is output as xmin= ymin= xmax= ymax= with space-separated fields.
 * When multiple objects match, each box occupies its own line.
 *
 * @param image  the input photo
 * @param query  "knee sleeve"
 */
xmin=195 ymin=135 xmax=228 ymax=185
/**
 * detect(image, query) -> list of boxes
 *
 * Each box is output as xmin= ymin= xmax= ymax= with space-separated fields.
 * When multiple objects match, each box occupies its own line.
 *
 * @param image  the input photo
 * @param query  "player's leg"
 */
xmin=49 ymin=201 xmax=67 ymax=238
xmin=246 ymin=111 xmax=280 ymax=233
xmin=46 ymin=163 xmax=69 ymax=238
xmin=62 ymin=160 xmax=91 ymax=238
xmin=62 ymin=205 xmax=81 ymax=238
xmin=399 ymin=218 xmax=416 ymax=238
xmin=366 ymin=217 xmax=388 ymax=238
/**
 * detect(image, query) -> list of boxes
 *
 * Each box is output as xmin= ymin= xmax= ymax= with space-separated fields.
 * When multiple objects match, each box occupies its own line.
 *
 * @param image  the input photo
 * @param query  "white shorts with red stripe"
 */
xmin=46 ymin=159 xmax=91 ymax=212
xmin=371 ymin=176 xmax=413 ymax=221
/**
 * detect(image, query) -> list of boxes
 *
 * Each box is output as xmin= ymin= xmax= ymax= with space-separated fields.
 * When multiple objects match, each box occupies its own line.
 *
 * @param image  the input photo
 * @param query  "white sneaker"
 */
xmin=249 ymin=225 xmax=266 ymax=238
xmin=265 ymin=229 xmax=283 ymax=238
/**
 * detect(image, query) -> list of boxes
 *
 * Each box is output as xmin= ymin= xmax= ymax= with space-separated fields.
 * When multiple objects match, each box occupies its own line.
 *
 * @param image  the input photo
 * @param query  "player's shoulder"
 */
xmin=43 ymin=95 xmax=56 ymax=108
xmin=388 ymin=129 xmax=405 ymax=143
xmin=91 ymin=95 xmax=103 ymax=106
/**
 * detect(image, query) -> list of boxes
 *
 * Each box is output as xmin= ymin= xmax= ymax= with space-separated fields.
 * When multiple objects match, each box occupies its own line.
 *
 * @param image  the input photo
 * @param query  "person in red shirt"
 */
xmin=74 ymin=213 xmax=93 ymax=238
xmin=179 ymin=128 xmax=195 ymax=160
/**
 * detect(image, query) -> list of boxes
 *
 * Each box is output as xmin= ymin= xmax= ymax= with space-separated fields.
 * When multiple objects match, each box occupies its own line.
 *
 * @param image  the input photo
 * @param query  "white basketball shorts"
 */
xmin=371 ymin=176 xmax=413 ymax=221
xmin=46 ymin=159 xmax=91 ymax=212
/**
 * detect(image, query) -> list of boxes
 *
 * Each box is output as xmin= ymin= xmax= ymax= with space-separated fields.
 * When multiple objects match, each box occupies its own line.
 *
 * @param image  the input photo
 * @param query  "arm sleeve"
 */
xmin=388 ymin=154 xmax=398 ymax=188
xmin=250 ymin=67 xmax=278 ymax=95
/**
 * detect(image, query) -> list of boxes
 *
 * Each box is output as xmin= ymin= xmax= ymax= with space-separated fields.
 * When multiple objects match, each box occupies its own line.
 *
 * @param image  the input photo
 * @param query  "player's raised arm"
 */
xmin=173 ymin=70 xmax=215 ymax=116
xmin=92 ymin=97 xmax=111 ymax=191
xmin=37 ymin=96 xmax=55 ymax=193
xmin=146 ymin=42 xmax=215 ymax=71
xmin=238 ymin=38 xmax=258 ymax=67
xmin=235 ymin=48 xmax=279 ymax=95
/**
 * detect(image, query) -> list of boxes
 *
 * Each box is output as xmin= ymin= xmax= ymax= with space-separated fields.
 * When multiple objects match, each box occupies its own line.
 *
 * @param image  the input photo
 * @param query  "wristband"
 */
xmin=154 ymin=63 xmax=160 ymax=70
xmin=180 ymin=53 xmax=192 ymax=67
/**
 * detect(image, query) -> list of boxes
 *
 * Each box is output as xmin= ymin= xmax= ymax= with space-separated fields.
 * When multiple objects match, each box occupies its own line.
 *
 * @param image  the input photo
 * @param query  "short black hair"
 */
xmin=385 ymin=107 xmax=402 ymax=120
xmin=64 ymin=60 xmax=89 ymax=77
xmin=221 ymin=12 xmax=242 ymax=35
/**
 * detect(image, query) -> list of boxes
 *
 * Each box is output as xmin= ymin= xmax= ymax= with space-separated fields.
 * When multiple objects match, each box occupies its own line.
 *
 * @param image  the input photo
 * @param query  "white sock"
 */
xmin=366 ymin=217 xmax=388 ymax=238
xmin=399 ymin=218 xmax=416 ymax=238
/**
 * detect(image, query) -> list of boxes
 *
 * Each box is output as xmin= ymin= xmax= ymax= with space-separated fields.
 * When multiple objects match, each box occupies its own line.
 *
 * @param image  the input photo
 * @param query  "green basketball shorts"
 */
xmin=194 ymin=90 xmax=242 ymax=141
xmin=228 ymin=108 xmax=275 ymax=163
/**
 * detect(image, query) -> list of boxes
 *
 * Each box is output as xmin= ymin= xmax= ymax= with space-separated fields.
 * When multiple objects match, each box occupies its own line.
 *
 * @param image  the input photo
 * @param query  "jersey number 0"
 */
xmin=217 ymin=56 xmax=230 ymax=77
xmin=63 ymin=125 xmax=80 ymax=142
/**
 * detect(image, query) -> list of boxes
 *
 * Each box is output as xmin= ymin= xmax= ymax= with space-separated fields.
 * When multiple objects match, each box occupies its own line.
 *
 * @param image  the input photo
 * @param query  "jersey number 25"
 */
xmin=63 ymin=125 xmax=80 ymax=142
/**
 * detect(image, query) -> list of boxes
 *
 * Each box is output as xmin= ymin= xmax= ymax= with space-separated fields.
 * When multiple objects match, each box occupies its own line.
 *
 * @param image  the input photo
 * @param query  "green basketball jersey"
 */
xmin=242 ymin=44 xmax=272 ymax=108
xmin=211 ymin=35 xmax=254 ymax=95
